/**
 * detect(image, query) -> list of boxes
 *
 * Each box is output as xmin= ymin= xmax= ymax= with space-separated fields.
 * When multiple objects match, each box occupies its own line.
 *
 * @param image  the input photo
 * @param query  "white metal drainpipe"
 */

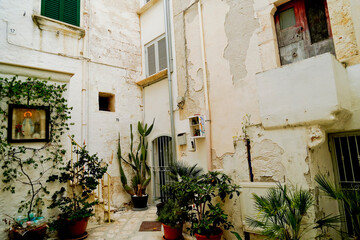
xmin=81 ymin=0 xmax=90 ymax=146
xmin=198 ymin=0 xmax=212 ymax=171
xmin=163 ymin=0 xmax=177 ymax=162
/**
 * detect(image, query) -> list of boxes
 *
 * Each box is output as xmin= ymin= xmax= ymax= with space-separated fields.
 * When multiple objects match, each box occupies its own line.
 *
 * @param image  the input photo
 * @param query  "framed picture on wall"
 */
xmin=7 ymin=104 xmax=50 ymax=143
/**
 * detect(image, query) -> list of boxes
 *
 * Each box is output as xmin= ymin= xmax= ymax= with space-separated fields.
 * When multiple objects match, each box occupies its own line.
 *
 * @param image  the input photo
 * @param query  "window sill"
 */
xmin=137 ymin=0 xmax=160 ymax=15
xmin=136 ymin=69 xmax=167 ymax=87
xmin=32 ymin=14 xmax=85 ymax=39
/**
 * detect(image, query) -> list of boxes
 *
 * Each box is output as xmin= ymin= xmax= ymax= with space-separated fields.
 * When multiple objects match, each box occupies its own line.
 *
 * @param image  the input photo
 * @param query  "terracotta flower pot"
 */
xmin=60 ymin=217 xmax=89 ymax=239
xmin=194 ymin=228 xmax=223 ymax=240
xmin=9 ymin=223 xmax=47 ymax=240
xmin=163 ymin=223 xmax=183 ymax=240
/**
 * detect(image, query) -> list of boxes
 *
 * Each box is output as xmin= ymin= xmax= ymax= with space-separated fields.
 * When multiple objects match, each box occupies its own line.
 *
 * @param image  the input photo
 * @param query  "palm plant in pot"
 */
xmin=167 ymin=171 xmax=240 ymax=240
xmin=117 ymin=120 xmax=154 ymax=210
xmin=48 ymin=140 xmax=107 ymax=239
xmin=246 ymin=183 xmax=342 ymax=240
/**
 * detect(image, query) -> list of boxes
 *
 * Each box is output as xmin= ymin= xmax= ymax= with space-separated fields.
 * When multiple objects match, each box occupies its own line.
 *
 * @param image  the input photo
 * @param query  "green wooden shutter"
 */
xmin=63 ymin=0 xmax=80 ymax=26
xmin=42 ymin=0 xmax=61 ymax=21
xmin=41 ymin=0 xmax=80 ymax=27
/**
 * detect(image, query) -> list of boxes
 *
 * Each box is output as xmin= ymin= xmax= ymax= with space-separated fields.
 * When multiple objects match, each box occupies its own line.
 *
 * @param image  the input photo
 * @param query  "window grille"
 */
xmin=331 ymin=133 xmax=360 ymax=236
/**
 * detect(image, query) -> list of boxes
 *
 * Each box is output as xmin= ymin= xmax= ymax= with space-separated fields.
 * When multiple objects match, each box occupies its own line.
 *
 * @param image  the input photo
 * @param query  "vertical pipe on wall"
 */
xmin=163 ymin=0 xmax=177 ymax=162
xmin=81 ymin=0 xmax=90 ymax=146
xmin=198 ymin=0 xmax=212 ymax=171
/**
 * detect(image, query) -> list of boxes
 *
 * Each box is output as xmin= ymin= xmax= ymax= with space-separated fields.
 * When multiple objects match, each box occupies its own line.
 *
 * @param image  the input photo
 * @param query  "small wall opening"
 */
xmin=98 ymin=92 xmax=115 ymax=112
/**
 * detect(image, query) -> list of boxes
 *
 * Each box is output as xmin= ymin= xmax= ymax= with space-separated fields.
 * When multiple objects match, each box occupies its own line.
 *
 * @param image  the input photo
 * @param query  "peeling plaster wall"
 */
xmin=327 ymin=0 xmax=359 ymax=62
xmin=224 ymin=0 xmax=260 ymax=85
xmin=0 ymin=0 xmax=142 ymax=236
xmin=173 ymin=2 xmax=206 ymax=119
xmin=173 ymin=0 xmax=262 ymax=158
xmin=171 ymin=0 xmax=360 ymax=238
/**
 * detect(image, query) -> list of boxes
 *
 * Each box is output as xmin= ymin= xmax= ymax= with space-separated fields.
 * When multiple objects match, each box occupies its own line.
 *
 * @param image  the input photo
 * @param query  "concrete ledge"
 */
xmin=32 ymin=14 xmax=85 ymax=39
xmin=0 ymin=62 xmax=74 ymax=83
xmin=137 ymin=0 xmax=161 ymax=15
xmin=136 ymin=69 xmax=167 ymax=87
xmin=256 ymin=53 xmax=351 ymax=129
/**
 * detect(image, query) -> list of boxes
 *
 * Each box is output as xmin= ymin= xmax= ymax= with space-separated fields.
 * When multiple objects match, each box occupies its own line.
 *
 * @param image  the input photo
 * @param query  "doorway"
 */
xmin=152 ymin=136 xmax=173 ymax=202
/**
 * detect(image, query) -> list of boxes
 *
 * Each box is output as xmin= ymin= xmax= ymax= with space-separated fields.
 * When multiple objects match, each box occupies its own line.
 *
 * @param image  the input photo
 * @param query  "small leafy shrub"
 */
xmin=165 ymin=171 xmax=241 ymax=238
xmin=48 ymin=141 xmax=107 ymax=229
xmin=157 ymin=199 xmax=188 ymax=228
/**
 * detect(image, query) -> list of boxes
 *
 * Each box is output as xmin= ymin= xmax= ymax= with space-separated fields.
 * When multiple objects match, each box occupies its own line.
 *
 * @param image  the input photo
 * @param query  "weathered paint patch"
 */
xmin=224 ymin=0 xmax=259 ymax=84
xmin=251 ymin=139 xmax=285 ymax=182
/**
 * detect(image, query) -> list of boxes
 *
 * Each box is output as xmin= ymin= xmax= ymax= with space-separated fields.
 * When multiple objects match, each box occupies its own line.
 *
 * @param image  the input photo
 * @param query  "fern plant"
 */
xmin=117 ymin=120 xmax=154 ymax=196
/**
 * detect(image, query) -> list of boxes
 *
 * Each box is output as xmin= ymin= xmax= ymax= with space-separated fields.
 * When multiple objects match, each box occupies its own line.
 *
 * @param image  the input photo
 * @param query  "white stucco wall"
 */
xmin=256 ymin=53 xmax=352 ymax=129
xmin=0 ymin=0 xmax=142 ymax=236
xmin=170 ymin=0 xmax=360 ymax=238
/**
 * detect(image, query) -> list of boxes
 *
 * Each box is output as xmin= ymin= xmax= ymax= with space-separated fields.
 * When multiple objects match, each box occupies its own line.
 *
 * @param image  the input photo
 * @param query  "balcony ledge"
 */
xmin=256 ymin=53 xmax=352 ymax=129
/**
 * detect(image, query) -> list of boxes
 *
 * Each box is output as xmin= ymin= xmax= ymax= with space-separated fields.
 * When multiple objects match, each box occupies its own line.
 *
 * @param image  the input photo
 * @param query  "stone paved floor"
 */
xmin=86 ymin=206 xmax=193 ymax=240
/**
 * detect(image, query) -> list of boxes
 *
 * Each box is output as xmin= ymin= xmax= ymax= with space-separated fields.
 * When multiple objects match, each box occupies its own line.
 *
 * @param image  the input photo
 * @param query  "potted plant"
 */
xmin=48 ymin=140 xmax=107 ymax=239
xmin=157 ymin=199 xmax=188 ymax=240
xmin=117 ymin=120 xmax=154 ymax=210
xmin=0 ymin=76 xmax=73 ymax=240
xmin=156 ymin=161 xmax=203 ymax=215
xmin=166 ymin=171 xmax=241 ymax=240
xmin=3 ymin=215 xmax=47 ymax=240
xmin=246 ymin=182 xmax=341 ymax=240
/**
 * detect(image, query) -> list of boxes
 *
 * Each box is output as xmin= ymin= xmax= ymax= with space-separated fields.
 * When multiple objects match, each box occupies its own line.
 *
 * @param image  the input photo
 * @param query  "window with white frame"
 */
xmin=145 ymin=36 xmax=167 ymax=77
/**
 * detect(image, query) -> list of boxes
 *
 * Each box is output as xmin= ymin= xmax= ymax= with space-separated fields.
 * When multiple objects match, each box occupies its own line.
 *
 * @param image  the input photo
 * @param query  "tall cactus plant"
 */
xmin=117 ymin=120 xmax=154 ymax=196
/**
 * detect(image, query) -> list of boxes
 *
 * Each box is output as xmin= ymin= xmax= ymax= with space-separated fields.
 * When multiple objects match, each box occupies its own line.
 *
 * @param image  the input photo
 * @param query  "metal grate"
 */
xmin=152 ymin=136 xmax=173 ymax=202
xmin=331 ymin=133 xmax=360 ymax=236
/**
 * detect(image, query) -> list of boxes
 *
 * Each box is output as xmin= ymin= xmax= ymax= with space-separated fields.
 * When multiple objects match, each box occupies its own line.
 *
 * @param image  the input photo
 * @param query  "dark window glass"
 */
xmin=305 ymin=0 xmax=329 ymax=43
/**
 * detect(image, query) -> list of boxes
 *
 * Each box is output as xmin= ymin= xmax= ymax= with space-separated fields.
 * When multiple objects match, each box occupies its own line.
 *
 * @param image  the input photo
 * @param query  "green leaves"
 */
xmin=246 ymin=183 xmax=342 ymax=240
xmin=49 ymin=144 xmax=108 ymax=226
xmin=315 ymin=174 xmax=360 ymax=239
xmin=164 ymin=171 xmax=240 ymax=237
xmin=117 ymin=121 xmax=154 ymax=196
xmin=0 ymin=76 xmax=73 ymax=221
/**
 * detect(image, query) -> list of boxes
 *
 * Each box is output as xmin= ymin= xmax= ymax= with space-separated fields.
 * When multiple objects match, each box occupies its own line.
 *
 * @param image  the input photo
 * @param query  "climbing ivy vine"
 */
xmin=0 ymin=76 xmax=73 ymax=220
